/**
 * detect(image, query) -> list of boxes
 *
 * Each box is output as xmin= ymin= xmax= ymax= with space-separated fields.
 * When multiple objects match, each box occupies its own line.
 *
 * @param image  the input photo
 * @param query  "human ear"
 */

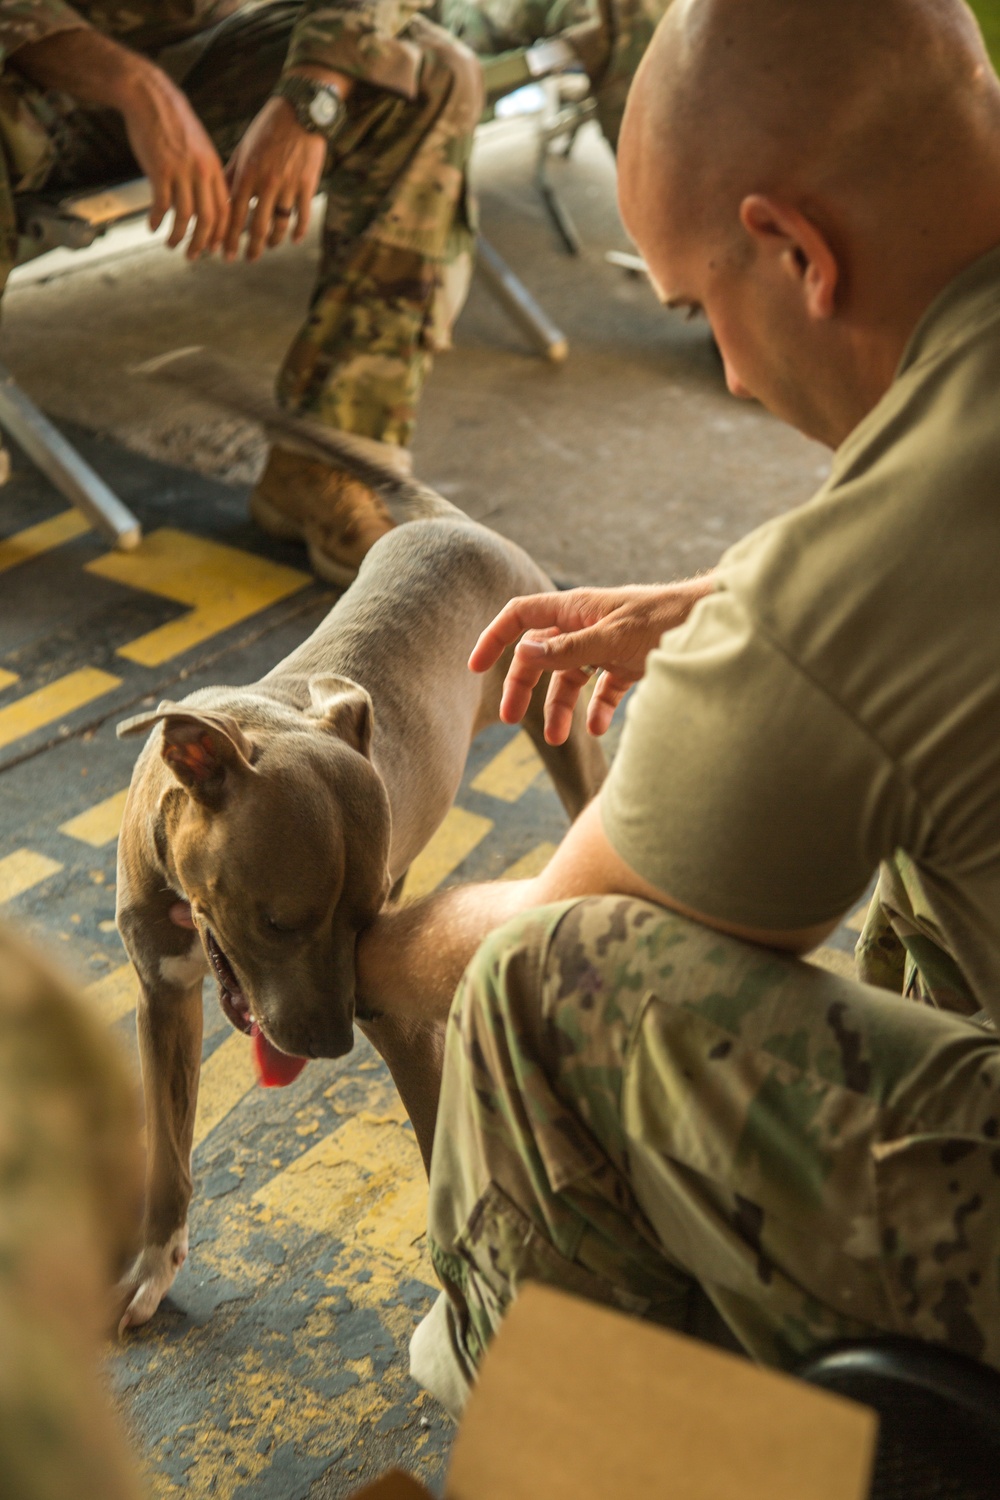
xmin=739 ymin=194 xmax=839 ymax=319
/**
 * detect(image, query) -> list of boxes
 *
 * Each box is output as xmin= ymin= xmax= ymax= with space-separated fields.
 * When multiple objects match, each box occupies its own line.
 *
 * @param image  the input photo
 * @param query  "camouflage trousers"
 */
xmin=0 ymin=1 xmax=482 ymax=450
xmin=414 ymin=896 xmax=1000 ymax=1416
xmin=0 ymin=924 xmax=143 ymax=1500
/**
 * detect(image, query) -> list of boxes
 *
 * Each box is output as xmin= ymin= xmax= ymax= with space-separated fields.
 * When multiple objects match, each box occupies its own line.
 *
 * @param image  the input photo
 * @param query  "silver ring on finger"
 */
xmin=579 ymin=664 xmax=600 ymax=679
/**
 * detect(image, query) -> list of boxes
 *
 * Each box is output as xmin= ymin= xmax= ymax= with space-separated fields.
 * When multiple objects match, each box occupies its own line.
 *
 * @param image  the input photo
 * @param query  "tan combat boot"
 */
xmin=250 ymin=444 xmax=397 ymax=587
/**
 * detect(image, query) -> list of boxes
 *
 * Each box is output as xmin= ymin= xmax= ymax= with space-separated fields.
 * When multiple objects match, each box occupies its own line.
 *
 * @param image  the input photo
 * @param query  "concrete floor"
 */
xmin=0 ymin=111 xmax=853 ymax=1499
xmin=3 ymin=114 xmax=829 ymax=583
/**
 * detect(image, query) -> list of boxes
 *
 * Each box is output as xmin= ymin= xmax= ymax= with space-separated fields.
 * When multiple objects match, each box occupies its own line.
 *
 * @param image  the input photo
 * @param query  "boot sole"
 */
xmin=249 ymin=488 xmax=306 ymax=543
xmin=307 ymin=541 xmax=359 ymax=589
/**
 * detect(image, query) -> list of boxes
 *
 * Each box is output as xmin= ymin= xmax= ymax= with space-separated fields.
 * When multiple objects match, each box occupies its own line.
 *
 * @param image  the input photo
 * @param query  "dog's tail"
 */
xmin=135 ymin=348 xmax=468 ymax=527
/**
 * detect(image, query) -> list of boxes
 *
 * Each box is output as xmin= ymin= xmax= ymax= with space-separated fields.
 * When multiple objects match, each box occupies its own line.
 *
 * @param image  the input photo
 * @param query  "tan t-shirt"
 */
xmin=602 ymin=244 xmax=1000 ymax=1020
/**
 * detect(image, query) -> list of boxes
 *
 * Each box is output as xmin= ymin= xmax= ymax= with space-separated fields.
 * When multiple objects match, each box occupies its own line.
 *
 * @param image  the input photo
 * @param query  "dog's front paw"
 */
xmin=116 ymin=1225 xmax=189 ymax=1335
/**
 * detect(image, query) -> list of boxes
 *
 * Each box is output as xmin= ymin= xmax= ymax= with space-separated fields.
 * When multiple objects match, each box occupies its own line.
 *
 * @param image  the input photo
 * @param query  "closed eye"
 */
xmin=665 ymin=296 xmax=704 ymax=323
xmin=262 ymin=913 xmax=300 ymax=935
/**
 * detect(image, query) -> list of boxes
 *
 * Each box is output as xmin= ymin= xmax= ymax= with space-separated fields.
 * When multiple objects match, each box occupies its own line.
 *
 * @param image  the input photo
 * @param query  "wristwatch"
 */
xmin=273 ymin=76 xmax=346 ymax=141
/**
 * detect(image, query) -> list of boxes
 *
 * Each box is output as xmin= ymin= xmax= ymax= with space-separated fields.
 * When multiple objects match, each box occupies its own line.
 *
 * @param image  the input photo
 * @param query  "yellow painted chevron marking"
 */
xmin=809 ymin=945 xmax=856 ymax=982
xmin=0 ymin=509 xmax=90 ymax=575
xmin=253 ymin=1092 xmax=427 ymax=1269
xmin=86 ymin=528 xmax=310 ymax=667
xmin=194 ymin=1031 xmax=257 ymax=1150
xmin=0 ymin=848 xmax=63 ymax=904
xmin=500 ymin=840 xmax=557 ymax=880
xmin=83 ymin=963 xmax=137 ymax=1027
xmin=471 ymin=731 xmax=544 ymax=802
xmin=845 ymin=901 xmax=870 ymax=933
xmin=404 ymin=805 xmax=493 ymax=901
xmin=0 ymin=666 xmax=121 ymax=750
xmin=59 ymin=787 xmax=129 ymax=847
xmin=0 ymin=669 xmax=18 ymax=692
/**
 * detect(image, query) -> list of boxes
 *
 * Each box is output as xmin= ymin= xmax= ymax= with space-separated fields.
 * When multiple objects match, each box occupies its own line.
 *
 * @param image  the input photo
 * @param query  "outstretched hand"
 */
xmin=469 ymin=578 xmax=716 ymax=745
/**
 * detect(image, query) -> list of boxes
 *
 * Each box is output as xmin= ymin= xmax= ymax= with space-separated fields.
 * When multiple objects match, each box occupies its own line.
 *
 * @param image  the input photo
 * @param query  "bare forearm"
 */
xmin=12 ymin=27 xmax=156 ymax=111
xmin=356 ymin=877 xmax=539 ymax=1022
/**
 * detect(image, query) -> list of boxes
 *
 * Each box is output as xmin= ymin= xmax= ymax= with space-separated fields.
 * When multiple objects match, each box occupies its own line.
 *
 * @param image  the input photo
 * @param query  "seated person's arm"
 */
xmin=12 ymin=26 xmax=230 ymax=256
xmin=355 ymin=795 xmax=840 ymax=1025
xmin=357 ymin=577 xmax=911 ymax=1020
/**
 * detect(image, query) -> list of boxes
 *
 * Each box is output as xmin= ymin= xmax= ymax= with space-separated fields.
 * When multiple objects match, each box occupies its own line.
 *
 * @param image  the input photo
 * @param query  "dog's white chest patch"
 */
xmin=160 ymin=937 xmax=208 ymax=989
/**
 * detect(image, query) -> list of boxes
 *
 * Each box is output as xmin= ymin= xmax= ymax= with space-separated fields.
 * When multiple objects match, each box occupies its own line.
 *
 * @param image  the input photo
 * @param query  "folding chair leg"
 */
xmin=0 ymin=363 xmax=141 ymax=550
xmin=475 ymin=236 xmax=569 ymax=362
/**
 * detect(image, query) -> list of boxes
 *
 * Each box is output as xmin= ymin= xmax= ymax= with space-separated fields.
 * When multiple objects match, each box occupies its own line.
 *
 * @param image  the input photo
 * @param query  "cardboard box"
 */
xmin=352 ymin=1285 xmax=877 ymax=1500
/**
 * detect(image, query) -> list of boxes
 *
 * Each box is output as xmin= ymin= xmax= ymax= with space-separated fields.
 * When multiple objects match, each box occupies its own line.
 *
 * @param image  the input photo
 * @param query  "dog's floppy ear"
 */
xmin=308 ymin=675 xmax=375 ymax=758
xmin=118 ymin=702 xmax=253 ymax=804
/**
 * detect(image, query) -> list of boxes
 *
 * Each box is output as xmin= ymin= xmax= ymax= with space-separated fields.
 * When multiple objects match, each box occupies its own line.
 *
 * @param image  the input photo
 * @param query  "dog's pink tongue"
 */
xmin=251 ymin=1023 xmax=308 ymax=1088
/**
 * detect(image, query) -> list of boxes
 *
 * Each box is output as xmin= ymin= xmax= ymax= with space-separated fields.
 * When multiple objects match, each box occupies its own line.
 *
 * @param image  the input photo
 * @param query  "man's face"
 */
xmin=618 ymin=116 xmax=845 ymax=447
xmin=636 ymin=203 xmax=841 ymax=445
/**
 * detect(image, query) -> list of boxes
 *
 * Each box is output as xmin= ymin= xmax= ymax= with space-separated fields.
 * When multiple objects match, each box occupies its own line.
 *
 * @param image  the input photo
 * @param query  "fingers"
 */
xmin=267 ymin=200 xmax=293 ymax=250
xmin=186 ymin=169 xmax=218 ymax=260
xmin=245 ymin=177 xmax=280 ymax=261
xmin=148 ymin=171 xmax=171 ymax=234
xmin=224 ymin=167 xmax=254 ymax=261
xmin=166 ymin=175 xmax=194 ymax=249
xmin=541 ymin=667 xmax=593 ymax=746
xmin=586 ymin=674 xmax=630 ymax=736
xmin=292 ymin=175 xmax=313 ymax=243
xmin=469 ymin=593 xmax=580 ymax=673
xmin=169 ymin=901 xmax=195 ymax=929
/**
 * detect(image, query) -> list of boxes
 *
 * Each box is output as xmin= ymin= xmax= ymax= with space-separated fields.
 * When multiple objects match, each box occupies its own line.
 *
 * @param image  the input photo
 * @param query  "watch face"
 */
xmin=309 ymin=90 xmax=339 ymax=128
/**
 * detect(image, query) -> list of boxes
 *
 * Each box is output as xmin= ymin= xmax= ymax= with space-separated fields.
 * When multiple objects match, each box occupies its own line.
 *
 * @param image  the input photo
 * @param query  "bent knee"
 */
xmin=414 ymin=23 xmax=485 ymax=132
xmin=456 ymin=896 xmax=677 ymax=1070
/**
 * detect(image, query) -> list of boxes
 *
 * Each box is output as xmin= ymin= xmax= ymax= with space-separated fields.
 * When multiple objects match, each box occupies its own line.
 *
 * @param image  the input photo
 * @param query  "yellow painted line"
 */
xmin=194 ymin=1030 xmax=257 ymax=1150
xmin=0 ymin=848 xmax=63 ymax=904
xmin=403 ymin=805 xmax=493 ymax=901
xmin=471 ymin=731 xmax=544 ymax=802
xmin=86 ymin=528 xmax=310 ymax=667
xmin=254 ymin=1092 xmax=427 ymax=1267
xmin=83 ymin=963 xmax=137 ymax=1027
xmin=500 ymin=840 xmax=557 ymax=880
xmin=809 ymin=945 xmax=856 ymax=982
xmin=0 ymin=669 xmax=18 ymax=692
xmin=0 ymin=666 xmax=121 ymax=750
xmin=845 ymin=901 xmax=871 ymax=933
xmin=59 ymin=787 xmax=129 ymax=847
xmin=0 ymin=509 xmax=90 ymax=575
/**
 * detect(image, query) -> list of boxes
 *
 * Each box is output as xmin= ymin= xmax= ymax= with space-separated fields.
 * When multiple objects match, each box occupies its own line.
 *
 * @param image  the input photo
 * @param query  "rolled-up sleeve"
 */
xmin=0 ymin=0 xmax=90 ymax=64
xmin=284 ymin=0 xmax=429 ymax=99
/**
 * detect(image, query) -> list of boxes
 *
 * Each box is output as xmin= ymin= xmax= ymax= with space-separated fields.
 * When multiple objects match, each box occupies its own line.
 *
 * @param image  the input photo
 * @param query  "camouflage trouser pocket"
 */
xmin=873 ymin=1133 xmax=1000 ymax=1367
xmin=441 ymin=1179 xmax=657 ymax=1366
xmin=462 ymin=1180 xmax=636 ymax=1308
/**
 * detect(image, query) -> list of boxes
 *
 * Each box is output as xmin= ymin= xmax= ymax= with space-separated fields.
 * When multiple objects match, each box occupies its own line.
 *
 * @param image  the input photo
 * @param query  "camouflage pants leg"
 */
xmin=0 ymin=3 xmax=481 ymax=451
xmin=416 ymin=896 xmax=1000 ymax=1414
xmin=277 ymin=15 xmax=483 ymax=450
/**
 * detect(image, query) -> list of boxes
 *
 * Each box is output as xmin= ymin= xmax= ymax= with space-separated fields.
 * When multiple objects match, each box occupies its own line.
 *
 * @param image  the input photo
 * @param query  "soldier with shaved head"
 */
xmin=352 ymin=0 xmax=1000 ymax=1411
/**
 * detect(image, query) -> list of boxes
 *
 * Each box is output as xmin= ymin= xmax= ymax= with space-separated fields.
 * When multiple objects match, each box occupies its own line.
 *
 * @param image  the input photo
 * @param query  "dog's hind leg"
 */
xmin=522 ymin=678 xmax=608 ymax=820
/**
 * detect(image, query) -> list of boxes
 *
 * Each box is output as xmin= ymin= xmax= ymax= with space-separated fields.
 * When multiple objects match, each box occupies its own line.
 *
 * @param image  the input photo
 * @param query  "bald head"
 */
xmin=621 ymin=0 xmax=1000 ymax=245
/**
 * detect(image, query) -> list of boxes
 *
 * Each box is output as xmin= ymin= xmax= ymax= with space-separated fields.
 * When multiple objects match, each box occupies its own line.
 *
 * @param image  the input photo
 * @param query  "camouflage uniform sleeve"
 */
xmin=283 ymin=0 xmax=434 ymax=101
xmin=0 ymin=0 xmax=91 ymax=65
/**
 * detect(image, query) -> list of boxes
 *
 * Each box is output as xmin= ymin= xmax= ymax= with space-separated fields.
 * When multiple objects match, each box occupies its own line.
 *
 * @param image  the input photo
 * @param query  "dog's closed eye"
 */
xmin=261 ymin=913 xmax=301 ymax=936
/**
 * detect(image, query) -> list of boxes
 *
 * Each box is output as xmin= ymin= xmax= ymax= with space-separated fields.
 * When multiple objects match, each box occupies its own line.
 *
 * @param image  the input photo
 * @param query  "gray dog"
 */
xmin=113 ymin=456 xmax=606 ymax=1331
